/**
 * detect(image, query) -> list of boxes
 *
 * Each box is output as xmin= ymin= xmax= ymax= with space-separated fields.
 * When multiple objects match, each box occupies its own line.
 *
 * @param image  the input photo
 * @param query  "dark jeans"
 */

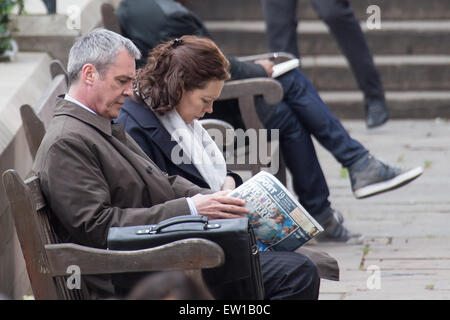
xmin=259 ymin=251 xmax=320 ymax=300
xmin=42 ymin=0 xmax=56 ymax=14
xmin=265 ymin=68 xmax=368 ymax=221
xmin=261 ymin=0 xmax=385 ymax=105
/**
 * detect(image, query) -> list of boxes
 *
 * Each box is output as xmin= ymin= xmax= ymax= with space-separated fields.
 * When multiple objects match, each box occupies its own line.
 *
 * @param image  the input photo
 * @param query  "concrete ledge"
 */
xmin=11 ymin=0 xmax=120 ymax=65
xmin=0 ymin=53 xmax=52 ymax=153
xmin=0 ymin=52 xmax=52 ymax=299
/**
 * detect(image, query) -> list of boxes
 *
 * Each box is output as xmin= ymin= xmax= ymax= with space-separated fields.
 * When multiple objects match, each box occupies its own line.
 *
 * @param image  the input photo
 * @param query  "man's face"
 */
xmin=91 ymin=49 xmax=135 ymax=120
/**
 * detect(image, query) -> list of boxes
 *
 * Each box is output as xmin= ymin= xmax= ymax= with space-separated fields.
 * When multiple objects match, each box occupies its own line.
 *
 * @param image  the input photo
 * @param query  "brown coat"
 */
xmin=33 ymin=98 xmax=211 ymax=297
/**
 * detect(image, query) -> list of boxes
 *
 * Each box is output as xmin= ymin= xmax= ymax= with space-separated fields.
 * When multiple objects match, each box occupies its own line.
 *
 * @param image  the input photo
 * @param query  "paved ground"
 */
xmin=291 ymin=119 xmax=450 ymax=300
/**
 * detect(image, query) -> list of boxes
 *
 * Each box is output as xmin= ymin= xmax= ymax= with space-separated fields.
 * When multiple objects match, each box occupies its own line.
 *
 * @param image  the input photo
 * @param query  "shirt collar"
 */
xmin=64 ymin=94 xmax=97 ymax=115
xmin=54 ymin=96 xmax=112 ymax=136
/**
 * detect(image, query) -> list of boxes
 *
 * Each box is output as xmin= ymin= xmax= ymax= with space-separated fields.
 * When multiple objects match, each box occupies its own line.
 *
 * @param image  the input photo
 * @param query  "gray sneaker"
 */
xmin=348 ymin=154 xmax=424 ymax=199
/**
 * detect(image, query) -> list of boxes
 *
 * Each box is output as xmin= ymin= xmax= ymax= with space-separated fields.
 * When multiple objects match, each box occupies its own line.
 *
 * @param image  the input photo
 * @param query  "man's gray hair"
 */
xmin=67 ymin=28 xmax=141 ymax=84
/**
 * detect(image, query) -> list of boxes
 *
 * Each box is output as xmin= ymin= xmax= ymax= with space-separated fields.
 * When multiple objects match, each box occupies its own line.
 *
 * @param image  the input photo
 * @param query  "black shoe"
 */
xmin=365 ymin=101 xmax=389 ymax=128
xmin=316 ymin=208 xmax=364 ymax=244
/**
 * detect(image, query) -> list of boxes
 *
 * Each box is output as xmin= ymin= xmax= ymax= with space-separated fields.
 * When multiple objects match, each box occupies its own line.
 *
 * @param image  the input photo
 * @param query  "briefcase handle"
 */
xmin=151 ymin=215 xmax=209 ymax=234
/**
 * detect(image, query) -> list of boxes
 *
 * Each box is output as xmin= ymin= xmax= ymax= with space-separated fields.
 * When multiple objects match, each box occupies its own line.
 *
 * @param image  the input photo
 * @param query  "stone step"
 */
xmin=319 ymin=91 xmax=450 ymax=119
xmin=206 ymin=20 xmax=450 ymax=56
xmin=20 ymin=0 xmax=120 ymax=14
xmin=11 ymin=0 xmax=120 ymax=65
xmin=21 ymin=0 xmax=90 ymax=14
xmin=186 ymin=0 xmax=450 ymax=21
xmin=300 ymin=55 xmax=450 ymax=91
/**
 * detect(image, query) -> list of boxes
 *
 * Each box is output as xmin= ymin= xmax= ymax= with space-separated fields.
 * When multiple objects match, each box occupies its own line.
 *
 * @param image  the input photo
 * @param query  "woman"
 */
xmin=118 ymin=36 xmax=240 ymax=192
xmin=117 ymin=35 xmax=322 ymax=300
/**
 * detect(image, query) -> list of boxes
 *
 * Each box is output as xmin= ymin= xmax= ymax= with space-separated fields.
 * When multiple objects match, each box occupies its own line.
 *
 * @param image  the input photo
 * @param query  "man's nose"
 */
xmin=123 ymin=83 xmax=133 ymax=96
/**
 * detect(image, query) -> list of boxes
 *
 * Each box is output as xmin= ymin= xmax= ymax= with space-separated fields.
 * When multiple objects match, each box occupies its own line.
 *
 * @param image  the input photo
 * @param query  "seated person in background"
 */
xmin=116 ymin=0 xmax=424 ymax=243
xmin=34 ymin=28 xmax=320 ymax=300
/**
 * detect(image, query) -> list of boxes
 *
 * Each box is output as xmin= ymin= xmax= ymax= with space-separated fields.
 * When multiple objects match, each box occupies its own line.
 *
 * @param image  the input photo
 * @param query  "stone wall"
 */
xmin=12 ymin=0 xmax=120 ymax=66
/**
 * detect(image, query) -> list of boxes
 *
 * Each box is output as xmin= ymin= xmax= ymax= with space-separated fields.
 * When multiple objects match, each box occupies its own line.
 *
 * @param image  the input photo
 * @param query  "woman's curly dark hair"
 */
xmin=135 ymin=35 xmax=231 ymax=114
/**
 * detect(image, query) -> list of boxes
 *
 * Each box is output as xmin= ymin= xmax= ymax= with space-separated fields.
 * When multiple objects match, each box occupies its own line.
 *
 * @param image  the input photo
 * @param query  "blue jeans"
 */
xmin=265 ymin=68 xmax=368 ymax=221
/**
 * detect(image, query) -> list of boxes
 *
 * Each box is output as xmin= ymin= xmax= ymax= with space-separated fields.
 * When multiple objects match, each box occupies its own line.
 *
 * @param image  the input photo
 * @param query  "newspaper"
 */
xmin=271 ymin=58 xmax=300 ymax=78
xmin=228 ymin=171 xmax=323 ymax=251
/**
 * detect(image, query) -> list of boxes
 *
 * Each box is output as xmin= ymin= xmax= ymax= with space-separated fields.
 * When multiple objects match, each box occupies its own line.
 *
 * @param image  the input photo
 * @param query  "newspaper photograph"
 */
xmin=228 ymin=171 xmax=323 ymax=251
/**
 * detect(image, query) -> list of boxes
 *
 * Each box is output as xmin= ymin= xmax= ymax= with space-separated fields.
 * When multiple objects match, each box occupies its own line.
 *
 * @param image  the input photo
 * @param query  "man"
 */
xmin=33 ymin=28 xmax=320 ymax=299
xmin=116 ymin=0 xmax=423 ymax=243
xmin=261 ymin=0 xmax=389 ymax=128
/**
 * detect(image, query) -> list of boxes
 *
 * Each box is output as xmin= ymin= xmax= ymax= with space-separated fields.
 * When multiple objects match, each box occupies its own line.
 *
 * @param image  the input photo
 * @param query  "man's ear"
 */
xmin=81 ymin=64 xmax=97 ymax=86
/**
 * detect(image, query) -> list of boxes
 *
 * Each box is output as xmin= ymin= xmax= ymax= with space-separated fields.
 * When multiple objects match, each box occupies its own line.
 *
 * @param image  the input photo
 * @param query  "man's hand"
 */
xmin=191 ymin=190 xmax=249 ymax=219
xmin=254 ymin=59 xmax=274 ymax=77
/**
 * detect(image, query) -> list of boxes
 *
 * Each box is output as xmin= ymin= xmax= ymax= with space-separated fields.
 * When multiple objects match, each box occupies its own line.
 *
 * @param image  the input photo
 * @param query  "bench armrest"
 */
xmin=220 ymin=78 xmax=283 ymax=104
xmin=45 ymin=238 xmax=225 ymax=277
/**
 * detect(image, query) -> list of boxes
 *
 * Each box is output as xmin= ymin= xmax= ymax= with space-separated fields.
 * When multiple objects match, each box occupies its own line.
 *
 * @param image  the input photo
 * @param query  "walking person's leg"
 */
xmin=42 ymin=0 xmax=56 ymax=14
xmin=261 ymin=0 xmax=300 ymax=57
xmin=311 ymin=0 xmax=389 ymax=128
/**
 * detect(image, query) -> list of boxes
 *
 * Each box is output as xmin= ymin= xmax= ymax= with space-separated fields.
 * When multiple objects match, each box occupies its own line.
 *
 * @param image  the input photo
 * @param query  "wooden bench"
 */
xmin=2 ymin=169 xmax=225 ymax=299
xmin=214 ymin=78 xmax=286 ymax=183
xmin=20 ymin=60 xmax=68 ymax=160
xmin=49 ymin=59 xmax=68 ymax=86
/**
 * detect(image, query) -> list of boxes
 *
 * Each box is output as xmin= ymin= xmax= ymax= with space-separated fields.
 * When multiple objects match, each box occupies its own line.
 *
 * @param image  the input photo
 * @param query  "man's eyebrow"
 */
xmin=116 ymin=75 xmax=133 ymax=80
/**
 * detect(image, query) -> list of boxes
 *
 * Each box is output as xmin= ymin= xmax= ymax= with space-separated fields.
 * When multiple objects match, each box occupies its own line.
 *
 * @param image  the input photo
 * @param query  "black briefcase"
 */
xmin=107 ymin=215 xmax=264 ymax=300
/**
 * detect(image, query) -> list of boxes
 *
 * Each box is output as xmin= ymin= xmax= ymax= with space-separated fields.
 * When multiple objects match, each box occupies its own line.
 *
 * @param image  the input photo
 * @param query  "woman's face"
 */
xmin=175 ymin=80 xmax=225 ymax=124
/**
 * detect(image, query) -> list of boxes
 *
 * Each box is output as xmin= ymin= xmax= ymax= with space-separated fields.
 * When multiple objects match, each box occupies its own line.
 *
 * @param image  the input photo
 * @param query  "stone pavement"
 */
xmin=289 ymin=119 xmax=450 ymax=300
